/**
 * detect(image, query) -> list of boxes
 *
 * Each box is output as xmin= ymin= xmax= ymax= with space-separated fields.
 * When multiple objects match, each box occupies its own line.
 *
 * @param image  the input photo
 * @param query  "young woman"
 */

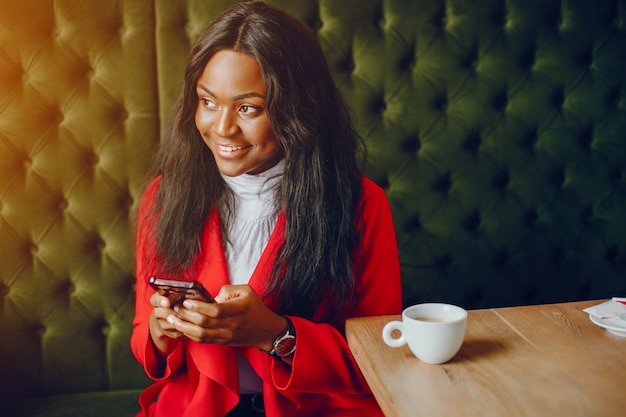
xmin=131 ymin=2 xmax=402 ymax=416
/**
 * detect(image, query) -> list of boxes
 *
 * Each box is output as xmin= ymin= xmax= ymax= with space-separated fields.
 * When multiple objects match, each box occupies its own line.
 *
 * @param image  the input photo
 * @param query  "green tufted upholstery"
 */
xmin=0 ymin=0 xmax=157 ymax=414
xmin=1 ymin=0 xmax=625 ymax=415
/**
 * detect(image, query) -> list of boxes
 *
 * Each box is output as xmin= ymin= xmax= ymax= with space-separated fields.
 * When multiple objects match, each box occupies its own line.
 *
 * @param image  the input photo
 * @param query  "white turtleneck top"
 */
xmin=220 ymin=159 xmax=284 ymax=394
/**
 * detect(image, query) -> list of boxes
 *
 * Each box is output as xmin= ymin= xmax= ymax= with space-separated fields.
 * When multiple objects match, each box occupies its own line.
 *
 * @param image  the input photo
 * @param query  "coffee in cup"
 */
xmin=382 ymin=303 xmax=467 ymax=364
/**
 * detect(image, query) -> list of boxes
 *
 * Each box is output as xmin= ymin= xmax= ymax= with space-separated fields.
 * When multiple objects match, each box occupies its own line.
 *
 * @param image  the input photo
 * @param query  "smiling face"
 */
xmin=194 ymin=49 xmax=281 ymax=176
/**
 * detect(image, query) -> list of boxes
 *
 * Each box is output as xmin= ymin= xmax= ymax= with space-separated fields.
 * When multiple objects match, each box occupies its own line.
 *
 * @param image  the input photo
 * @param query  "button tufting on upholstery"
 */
xmin=605 ymin=87 xmax=620 ymax=107
xmin=432 ymin=94 xmax=448 ymax=112
xmin=29 ymin=242 xmax=38 ymax=257
xmin=57 ymin=197 xmax=69 ymax=212
xmin=606 ymin=245 xmax=619 ymax=265
xmin=549 ymin=168 xmax=566 ymax=188
xmin=490 ymin=2 xmax=506 ymax=26
xmin=22 ymin=156 xmax=33 ymax=170
xmin=492 ymin=249 xmax=510 ymax=268
xmin=401 ymin=135 xmax=420 ymax=154
xmin=523 ymin=209 xmax=538 ymax=228
xmin=577 ymin=46 xmax=593 ymax=67
xmin=396 ymin=45 xmax=416 ymax=73
xmin=552 ymin=246 xmax=566 ymax=266
xmin=549 ymin=87 xmax=565 ymax=108
xmin=364 ymin=3 xmax=382 ymax=28
xmin=99 ymin=321 xmax=111 ymax=337
xmin=461 ymin=45 xmax=478 ymax=71
xmin=491 ymin=90 xmax=508 ymax=111
xmin=491 ymin=169 xmax=510 ymax=192
xmin=520 ymin=129 xmax=538 ymax=153
xmin=609 ymin=168 xmax=623 ymax=186
xmin=403 ymin=215 xmax=421 ymax=234
xmin=112 ymin=106 xmax=129 ymax=123
xmin=20 ymin=66 xmax=30 ymax=85
xmin=576 ymin=127 xmax=593 ymax=149
xmin=434 ymin=253 xmax=452 ymax=269
xmin=33 ymin=323 xmax=46 ymax=339
xmin=306 ymin=13 xmax=323 ymax=33
xmin=86 ymin=234 xmax=106 ymax=253
xmin=431 ymin=173 xmax=452 ymax=194
xmin=338 ymin=54 xmax=356 ymax=74
xmin=55 ymin=280 xmax=75 ymax=301
xmin=369 ymin=95 xmax=386 ymax=116
xmin=431 ymin=7 xmax=445 ymax=29
xmin=0 ymin=282 xmax=8 ymax=298
xmin=462 ymin=131 xmax=481 ymax=153
xmin=116 ymin=193 xmax=134 ymax=213
xmin=462 ymin=211 xmax=481 ymax=235
xmin=579 ymin=206 xmax=594 ymax=229
xmin=546 ymin=4 xmax=562 ymax=29
xmin=373 ymin=175 xmax=389 ymax=190
xmin=518 ymin=46 xmax=536 ymax=70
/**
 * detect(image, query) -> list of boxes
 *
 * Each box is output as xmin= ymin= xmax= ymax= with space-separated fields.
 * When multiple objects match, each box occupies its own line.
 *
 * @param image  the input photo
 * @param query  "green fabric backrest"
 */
xmin=163 ymin=0 xmax=626 ymax=308
xmin=0 ymin=0 xmax=155 ymax=399
xmin=1 ymin=0 xmax=625 ymax=401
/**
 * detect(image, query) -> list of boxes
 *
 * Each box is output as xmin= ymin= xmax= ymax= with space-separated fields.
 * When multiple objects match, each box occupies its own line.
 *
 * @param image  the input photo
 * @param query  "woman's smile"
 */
xmin=214 ymin=142 xmax=254 ymax=159
xmin=217 ymin=144 xmax=252 ymax=153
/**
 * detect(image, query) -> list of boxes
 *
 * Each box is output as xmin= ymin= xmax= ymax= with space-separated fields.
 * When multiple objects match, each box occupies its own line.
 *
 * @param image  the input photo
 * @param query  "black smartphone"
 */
xmin=148 ymin=276 xmax=215 ymax=305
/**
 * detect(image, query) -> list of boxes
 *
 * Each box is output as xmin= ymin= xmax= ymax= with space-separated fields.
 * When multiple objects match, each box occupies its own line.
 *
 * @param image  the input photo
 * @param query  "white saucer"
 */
xmin=589 ymin=314 xmax=626 ymax=337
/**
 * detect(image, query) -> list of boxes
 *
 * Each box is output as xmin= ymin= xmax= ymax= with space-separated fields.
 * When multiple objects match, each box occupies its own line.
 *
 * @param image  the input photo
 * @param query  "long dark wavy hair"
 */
xmin=145 ymin=1 xmax=365 ymax=324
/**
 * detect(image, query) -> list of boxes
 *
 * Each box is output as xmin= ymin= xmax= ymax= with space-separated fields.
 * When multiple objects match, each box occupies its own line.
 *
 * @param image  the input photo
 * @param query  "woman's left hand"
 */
xmin=166 ymin=284 xmax=287 ymax=352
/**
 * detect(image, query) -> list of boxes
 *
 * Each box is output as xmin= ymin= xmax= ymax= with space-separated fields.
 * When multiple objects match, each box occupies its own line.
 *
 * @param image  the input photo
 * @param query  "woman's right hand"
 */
xmin=149 ymin=292 xmax=184 ymax=357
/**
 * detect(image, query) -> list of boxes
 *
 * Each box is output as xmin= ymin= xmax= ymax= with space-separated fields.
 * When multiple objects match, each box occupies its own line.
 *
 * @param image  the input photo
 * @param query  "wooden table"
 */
xmin=346 ymin=300 xmax=626 ymax=417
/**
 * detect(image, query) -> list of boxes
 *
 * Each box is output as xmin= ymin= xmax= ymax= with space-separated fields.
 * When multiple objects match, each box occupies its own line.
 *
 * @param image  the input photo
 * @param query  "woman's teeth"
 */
xmin=219 ymin=145 xmax=247 ymax=152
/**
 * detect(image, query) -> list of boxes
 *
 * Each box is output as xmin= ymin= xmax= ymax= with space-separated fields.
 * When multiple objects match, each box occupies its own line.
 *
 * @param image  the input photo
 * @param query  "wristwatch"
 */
xmin=268 ymin=317 xmax=296 ymax=357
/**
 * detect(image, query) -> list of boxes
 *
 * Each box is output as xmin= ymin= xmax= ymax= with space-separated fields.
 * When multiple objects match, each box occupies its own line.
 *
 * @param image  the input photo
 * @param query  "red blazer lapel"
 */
xmin=248 ymin=210 xmax=286 ymax=307
xmin=195 ymin=209 xmax=230 ymax=297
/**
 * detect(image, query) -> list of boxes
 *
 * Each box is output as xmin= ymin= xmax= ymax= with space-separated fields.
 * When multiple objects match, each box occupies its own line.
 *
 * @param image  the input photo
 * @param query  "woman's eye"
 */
xmin=239 ymin=104 xmax=261 ymax=115
xmin=201 ymin=98 xmax=217 ymax=109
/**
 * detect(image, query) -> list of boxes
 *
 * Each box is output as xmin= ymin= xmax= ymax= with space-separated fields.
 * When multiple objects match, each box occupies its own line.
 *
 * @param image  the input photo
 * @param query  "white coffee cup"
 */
xmin=382 ymin=303 xmax=467 ymax=364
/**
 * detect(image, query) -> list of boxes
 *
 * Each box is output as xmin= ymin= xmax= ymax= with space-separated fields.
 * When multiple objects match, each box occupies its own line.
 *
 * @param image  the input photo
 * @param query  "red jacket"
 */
xmin=131 ymin=176 xmax=402 ymax=416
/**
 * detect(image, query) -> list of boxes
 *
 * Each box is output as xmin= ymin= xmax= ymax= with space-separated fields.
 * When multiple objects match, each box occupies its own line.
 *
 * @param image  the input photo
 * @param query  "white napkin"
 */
xmin=583 ymin=298 xmax=626 ymax=319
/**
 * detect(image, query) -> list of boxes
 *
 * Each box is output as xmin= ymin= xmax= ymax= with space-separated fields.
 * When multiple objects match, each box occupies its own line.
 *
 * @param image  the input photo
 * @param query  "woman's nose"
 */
xmin=214 ymin=108 xmax=238 ymax=137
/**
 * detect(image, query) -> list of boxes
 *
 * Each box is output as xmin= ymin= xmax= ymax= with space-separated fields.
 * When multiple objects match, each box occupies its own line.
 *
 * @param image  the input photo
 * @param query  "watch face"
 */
xmin=275 ymin=334 xmax=296 ymax=357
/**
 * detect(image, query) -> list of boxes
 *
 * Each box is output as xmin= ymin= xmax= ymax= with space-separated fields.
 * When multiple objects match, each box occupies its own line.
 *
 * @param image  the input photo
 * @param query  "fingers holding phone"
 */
xmin=147 ymin=277 xmax=216 ymax=345
xmin=148 ymin=291 xmax=185 ymax=356
xmin=172 ymin=285 xmax=285 ymax=350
